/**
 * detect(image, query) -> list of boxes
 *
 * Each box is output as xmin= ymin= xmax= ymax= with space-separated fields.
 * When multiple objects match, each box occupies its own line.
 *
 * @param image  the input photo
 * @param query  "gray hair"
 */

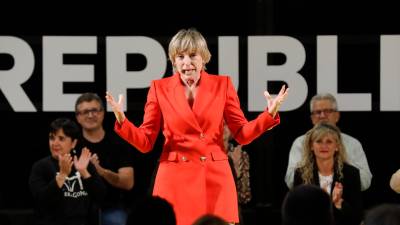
xmin=309 ymin=93 xmax=338 ymax=112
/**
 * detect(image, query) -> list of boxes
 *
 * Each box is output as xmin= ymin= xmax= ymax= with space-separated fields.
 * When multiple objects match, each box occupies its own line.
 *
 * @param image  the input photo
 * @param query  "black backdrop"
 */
xmin=1 ymin=0 xmax=400 ymax=222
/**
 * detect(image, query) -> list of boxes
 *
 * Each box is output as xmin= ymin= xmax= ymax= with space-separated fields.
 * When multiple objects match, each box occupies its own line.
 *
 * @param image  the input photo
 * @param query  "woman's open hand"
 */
xmin=264 ymin=85 xmax=289 ymax=117
xmin=105 ymin=91 xmax=126 ymax=124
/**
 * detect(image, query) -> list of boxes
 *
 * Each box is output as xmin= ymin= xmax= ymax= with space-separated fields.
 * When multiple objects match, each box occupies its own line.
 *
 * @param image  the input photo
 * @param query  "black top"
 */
xmin=76 ymin=131 xmax=135 ymax=209
xmin=294 ymin=163 xmax=363 ymax=225
xmin=29 ymin=156 xmax=106 ymax=225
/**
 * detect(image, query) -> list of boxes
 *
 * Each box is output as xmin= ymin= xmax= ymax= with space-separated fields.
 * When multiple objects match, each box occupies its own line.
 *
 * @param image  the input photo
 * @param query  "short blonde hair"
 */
xmin=168 ymin=28 xmax=211 ymax=67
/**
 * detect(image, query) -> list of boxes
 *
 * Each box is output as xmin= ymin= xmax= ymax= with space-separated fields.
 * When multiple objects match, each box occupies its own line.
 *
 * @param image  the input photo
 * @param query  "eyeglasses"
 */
xmin=311 ymin=109 xmax=336 ymax=116
xmin=77 ymin=108 xmax=103 ymax=116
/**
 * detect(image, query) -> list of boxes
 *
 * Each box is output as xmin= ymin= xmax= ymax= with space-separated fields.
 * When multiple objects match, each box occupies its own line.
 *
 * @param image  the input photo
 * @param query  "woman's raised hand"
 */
xmin=105 ymin=91 xmax=126 ymax=124
xmin=264 ymin=85 xmax=289 ymax=118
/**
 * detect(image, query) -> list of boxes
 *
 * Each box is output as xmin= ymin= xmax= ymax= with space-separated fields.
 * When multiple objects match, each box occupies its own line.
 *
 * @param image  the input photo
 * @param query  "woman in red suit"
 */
xmin=106 ymin=28 xmax=289 ymax=225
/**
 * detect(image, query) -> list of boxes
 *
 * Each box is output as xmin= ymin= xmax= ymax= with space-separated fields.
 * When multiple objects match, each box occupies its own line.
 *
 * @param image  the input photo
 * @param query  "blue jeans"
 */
xmin=101 ymin=208 xmax=128 ymax=225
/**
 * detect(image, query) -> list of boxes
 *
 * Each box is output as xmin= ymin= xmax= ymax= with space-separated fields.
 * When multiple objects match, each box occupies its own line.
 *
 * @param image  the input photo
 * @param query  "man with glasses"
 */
xmin=285 ymin=93 xmax=372 ymax=191
xmin=75 ymin=92 xmax=135 ymax=225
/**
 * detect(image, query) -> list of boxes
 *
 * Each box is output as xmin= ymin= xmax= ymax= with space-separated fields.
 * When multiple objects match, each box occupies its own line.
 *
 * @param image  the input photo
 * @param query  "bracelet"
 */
xmin=56 ymin=173 xmax=67 ymax=180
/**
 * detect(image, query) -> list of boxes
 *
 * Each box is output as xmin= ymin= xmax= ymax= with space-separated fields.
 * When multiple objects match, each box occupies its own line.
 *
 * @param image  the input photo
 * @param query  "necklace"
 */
xmin=319 ymin=173 xmax=333 ymax=194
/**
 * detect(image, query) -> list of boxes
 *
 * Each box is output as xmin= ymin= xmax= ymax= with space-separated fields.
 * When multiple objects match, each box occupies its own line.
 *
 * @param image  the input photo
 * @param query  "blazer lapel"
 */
xmin=192 ymin=71 xmax=214 ymax=116
xmin=170 ymin=73 xmax=202 ymax=131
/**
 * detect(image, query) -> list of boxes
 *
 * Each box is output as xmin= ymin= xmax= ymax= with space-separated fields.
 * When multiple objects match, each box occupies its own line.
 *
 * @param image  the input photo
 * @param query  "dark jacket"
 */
xmin=294 ymin=163 xmax=363 ymax=225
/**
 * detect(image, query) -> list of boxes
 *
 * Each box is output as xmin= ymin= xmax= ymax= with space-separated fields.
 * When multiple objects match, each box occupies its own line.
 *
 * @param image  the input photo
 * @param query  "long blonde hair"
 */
xmin=298 ymin=122 xmax=347 ymax=184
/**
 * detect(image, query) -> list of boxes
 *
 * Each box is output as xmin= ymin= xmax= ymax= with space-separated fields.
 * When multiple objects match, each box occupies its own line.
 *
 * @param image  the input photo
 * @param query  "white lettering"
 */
xmin=317 ymin=36 xmax=371 ymax=111
xmin=218 ymin=36 xmax=239 ymax=90
xmin=43 ymin=36 xmax=97 ymax=111
xmin=248 ymin=36 xmax=308 ymax=112
xmin=0 ymin=36 xmax=36 ymax=111
xmin=0 ymin=35 xmax=397 ymax=112
xmin=380 ymin=35 xmax=400 ymax=111
xmin=64 ymin=190 xmax=88 ymax=198
xmin=106 ymin=36 xmax=167 ymax=111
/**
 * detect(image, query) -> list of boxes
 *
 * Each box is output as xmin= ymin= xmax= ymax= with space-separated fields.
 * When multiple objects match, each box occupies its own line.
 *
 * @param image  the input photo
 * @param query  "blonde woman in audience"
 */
xmin=293 ymin=122 xmax=362 ymax=225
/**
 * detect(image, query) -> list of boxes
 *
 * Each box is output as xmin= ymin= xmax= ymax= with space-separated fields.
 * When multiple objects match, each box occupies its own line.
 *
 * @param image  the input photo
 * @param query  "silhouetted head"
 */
xmin=128 ymin=196 xmax=176 ymax=225
xmin=282 ymin=184 xmax=334 ymax=225
xmin=192 ymin=214 xmax=228 ymax=225
xmin=363 ymin=203 xmax=400 ymax=225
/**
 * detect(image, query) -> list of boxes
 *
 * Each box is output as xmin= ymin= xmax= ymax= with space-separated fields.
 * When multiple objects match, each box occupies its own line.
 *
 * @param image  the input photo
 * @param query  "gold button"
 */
xmin=181 ymin=156 xmax=187 ymax=162
xmin=200 ymin=156 xmax=207 ymax=162
xmin=200 ymin=133 xmax=205 ymax=139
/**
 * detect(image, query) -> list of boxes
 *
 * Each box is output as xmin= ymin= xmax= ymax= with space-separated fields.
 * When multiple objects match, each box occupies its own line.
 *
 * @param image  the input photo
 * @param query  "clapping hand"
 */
xmin=332 ymin=182 xmax=344 ymax=209
xmin=58 ymin=153 xmax=73 ymax=177
xmin=74 ymin=147 xmax=92 ymax=179
xmin=90 ymin=153 xmax=106 ymax=176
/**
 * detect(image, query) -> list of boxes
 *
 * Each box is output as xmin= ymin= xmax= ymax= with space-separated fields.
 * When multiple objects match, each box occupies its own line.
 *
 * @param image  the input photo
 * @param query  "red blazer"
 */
xmin=115 ymin=71 xmax=280 ymax=225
